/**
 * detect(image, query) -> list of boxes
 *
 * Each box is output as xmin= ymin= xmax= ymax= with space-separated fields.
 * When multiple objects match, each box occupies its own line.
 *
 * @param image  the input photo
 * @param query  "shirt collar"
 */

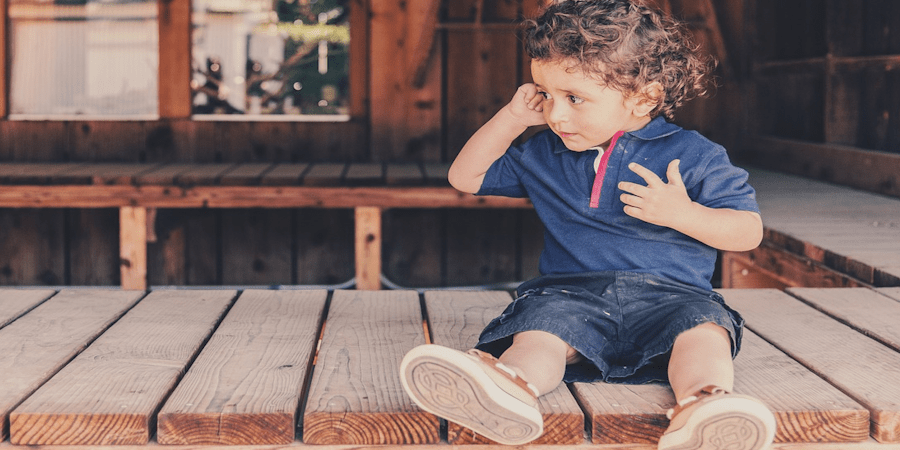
xmin=552 ymin=116 xmax=681 ymax=154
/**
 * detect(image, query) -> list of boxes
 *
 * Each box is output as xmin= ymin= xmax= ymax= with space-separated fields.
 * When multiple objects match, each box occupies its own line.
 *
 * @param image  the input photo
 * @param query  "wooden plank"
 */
xmin=120 ymin=207 xmax=148 ymax=290
xmin=300 ymin=163 xmax=346 ymax=186
xmin=67 ymin=208 xmax=119 ymax=285
xmin=132 ymin=164 xmax=198 ymax=185
xmin=221 ymin=209 xmax=293 ymax=285
xmin=157 ymin=290 xmax=328 ymax=445
xmin=158 ymin=0 xmax=192 ymax=118
xmin=720 ymin=245 xmax=866 ymax=289
xmin=218 ymin=163 xmax=274 ymax=186
xmin=0 ymin=0 xmax=5 ymax=119
xmin=370 ymin=0 xmax=442 ymax=161
xmin=0 ymin=163 xmax=86 ymax=184
xmin=0 ymin=290 xmax=144 ymax=441
xmin=385 ymin=163 xmax=425 ymax=186
xmin=260 ymin=163 xmax=308 ymax=186
xmin=423 ymin=290 xmax=585 ymax=445
xmin=344 ymin=163 xmax=384 ymax=186
xmin=175 ymin=164 xmax=238 ymax=186
xmin=574 ymin=327 xmax=869 ymax=445
xmin=9 ymin=290 xmax=235 ymax=445
xmin=0 ymin=209 xmax=66 ymax=285
xmin=725 ymin=289 xmax=900 ymax=442
xmin=57 ymin=163 xmax=162 ymax=185
xmin=786 ymin=287 xmax=900 ymax=352
xmin=0 ymin=185 xmax=532 ymax=209
xmin=743 ymin=136 xmax=900 ymax=200
xmin=0 ymin=289 xmax=55 ymax=329
xmin=303 ymin=290 xmax=437 ymax=444
xmin=422 ymin=162 xmax=450 ymax=186
xmin=355 ymin=207 xmax=382 ymax=290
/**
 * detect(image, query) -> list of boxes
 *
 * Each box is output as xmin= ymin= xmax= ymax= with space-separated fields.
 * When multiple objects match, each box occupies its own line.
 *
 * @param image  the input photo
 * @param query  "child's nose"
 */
xmin=547 ymin=103 xmax=568 ymax=124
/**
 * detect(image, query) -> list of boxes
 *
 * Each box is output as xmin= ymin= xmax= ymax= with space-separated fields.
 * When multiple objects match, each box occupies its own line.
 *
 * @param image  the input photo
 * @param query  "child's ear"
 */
xmin=631 ymin=82 xmax=663 ymax=117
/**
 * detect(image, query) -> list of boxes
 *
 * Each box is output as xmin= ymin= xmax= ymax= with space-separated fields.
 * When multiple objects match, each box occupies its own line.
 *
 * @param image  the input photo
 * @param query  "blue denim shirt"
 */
xmin=477 ymin=116 xmax=760 ymax=291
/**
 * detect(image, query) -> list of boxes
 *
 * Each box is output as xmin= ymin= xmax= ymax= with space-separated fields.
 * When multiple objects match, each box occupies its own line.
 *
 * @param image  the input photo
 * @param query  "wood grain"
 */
xmin=0 ymin=288 xmax=54 ymax=328
xmin=423 ymin=290 xmax=586 ymax=445
xmin=303 ymin=290 xmax=437 ymax=444
xmin=157 ymin=290 xmax=328 ymax=445
xmin=0 ymin=290 xmax=144 ymax=440
xmin=724 ymin=288 xmax=900 ymax=442
xmin=574 ymin=326 xmax=870 ymax=445
xmin=787 ymin=287 xmax=900 ymax=352
xmin=10 ymin=290 xmax=235 ymax=445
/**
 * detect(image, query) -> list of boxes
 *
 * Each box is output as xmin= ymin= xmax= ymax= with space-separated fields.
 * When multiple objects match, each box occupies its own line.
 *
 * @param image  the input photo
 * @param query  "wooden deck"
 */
xmin=1 ymin=287 xmax=900 ymax=449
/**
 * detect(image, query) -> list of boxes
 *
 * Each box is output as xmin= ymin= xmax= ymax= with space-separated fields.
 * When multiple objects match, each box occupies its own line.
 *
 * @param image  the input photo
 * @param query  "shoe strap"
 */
xmin=666 ymin=385 xmax=729 ymax=420
xmin=466 ymin=349 xmax=540 ymax=399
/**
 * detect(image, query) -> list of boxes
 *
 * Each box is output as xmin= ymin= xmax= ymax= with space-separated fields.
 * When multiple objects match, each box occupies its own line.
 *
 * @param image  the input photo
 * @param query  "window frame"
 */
xmin=0 ymin=0 xmax=364 ymax=122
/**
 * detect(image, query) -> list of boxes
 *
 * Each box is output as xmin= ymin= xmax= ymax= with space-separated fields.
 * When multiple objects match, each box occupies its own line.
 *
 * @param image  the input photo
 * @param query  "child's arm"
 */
xmin=618 ymin=160 xmax=764 ymax=252
xmin=448 ymin=84 xmax=547 ymax=194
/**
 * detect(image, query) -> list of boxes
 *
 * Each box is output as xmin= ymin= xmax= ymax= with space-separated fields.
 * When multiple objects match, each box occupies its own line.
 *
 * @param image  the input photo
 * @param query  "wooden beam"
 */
xmin=119 ymin=207 xmax=148 ymax=290
xmin=354 ymin=207 xmax=382 ymax=290
xmin=349 ymin=0 xmax=368 ymax=118
xmin=0 ymin=0 xmax=7 ymax=118
xmin=0 ymin=185 xmax=533 ymax=209
xmin=739 ymin=135 xmax=900 ymax=200
xmin=158 ymin=0 xmax=192 ymax=118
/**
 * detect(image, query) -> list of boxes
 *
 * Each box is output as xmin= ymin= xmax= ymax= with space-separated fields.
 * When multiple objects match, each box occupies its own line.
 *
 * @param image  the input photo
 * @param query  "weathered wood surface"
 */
xmin=746 ymin=168 xmax=900 ymax=287
xmin=1 ymin=287 xmax=899 ymax=449
xmin=302 ymin=290 xmax=436 ymax=445
xmin=726 ymin=288 xmax=900 ymax=443
xmin=0 ymin=290 xmax=144 ymax=441
xmin=424 ymin=291 xmax=585 ymax=445
xmin=157 ymin=290 xmax=328 ymax=445
xmin=9 ymin=290 xmax=235 ymax=445
xmin=573 ymin=329 xmax=869 ymax=445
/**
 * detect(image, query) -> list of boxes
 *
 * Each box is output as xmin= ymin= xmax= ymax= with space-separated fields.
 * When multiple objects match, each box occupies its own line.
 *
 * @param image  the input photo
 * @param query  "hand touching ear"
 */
xmin=618 ymin=160 xmax=692 ymax=228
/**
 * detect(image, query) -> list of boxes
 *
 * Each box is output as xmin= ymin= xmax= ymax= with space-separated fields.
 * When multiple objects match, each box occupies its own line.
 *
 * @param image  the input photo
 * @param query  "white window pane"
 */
xmin=8 ymin=0 xmax=159 ymax=118
xmin=192 ymin=0 xmax=350 ymax=120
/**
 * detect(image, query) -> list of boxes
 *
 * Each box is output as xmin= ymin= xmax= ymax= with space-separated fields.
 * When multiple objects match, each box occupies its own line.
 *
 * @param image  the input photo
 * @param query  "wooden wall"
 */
xmin=1 ymin=0 xmax=895 ymax=287
xmin=736 ymin=0 xmax=900 ymax=197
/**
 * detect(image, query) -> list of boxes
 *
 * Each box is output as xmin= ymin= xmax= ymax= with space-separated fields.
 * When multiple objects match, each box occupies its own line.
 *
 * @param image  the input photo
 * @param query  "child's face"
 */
xmin=531 ymin=59 xmax=652 ymax=152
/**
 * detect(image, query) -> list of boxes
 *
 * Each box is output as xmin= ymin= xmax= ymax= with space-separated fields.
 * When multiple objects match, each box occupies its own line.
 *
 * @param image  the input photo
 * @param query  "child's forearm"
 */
xmin=448 ymin=106 xmax=528 ymax=194
xmin=673 ymin=206 xmax=763 ymax=252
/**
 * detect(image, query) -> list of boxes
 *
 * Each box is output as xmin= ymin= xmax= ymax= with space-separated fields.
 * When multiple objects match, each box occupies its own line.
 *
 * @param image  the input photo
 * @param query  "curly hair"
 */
xmin=523 ymin=0 xmax=715 ymax=120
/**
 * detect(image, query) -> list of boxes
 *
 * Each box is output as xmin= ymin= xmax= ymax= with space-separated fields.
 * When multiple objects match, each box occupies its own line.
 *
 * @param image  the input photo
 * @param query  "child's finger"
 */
xmin=627 ymin=162 xmax=662 ymax=186
xmin=666 ymin=159 xmax=683 ymax=186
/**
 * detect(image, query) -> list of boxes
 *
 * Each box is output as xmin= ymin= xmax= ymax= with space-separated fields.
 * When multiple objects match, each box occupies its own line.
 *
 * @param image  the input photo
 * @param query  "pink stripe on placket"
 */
xmin=589 ymin=130 xmax=624 ymax=208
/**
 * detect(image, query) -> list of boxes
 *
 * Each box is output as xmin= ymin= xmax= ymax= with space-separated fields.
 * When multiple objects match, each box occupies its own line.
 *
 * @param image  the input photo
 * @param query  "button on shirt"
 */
xmin=476 ymin=116 xmax=760 ymax=291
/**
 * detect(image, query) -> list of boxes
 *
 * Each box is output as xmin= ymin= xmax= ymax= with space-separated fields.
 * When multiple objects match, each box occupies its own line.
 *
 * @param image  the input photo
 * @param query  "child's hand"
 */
xmin=505 ymin=83 xmax=547 ymax=128
xmin=618 ymin=160 xmax=694 ymax=229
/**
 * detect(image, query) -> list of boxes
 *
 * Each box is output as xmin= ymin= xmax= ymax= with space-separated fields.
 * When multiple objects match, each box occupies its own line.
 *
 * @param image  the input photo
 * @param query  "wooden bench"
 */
xmin=1 ymin=286 xmax=899 ymax=449
xmin=0 ymin=162 xmax=531 ymax=290
xmin=722 ymin=167 xmax=900 ymax=289
xmin=2 ymin=162 xmax=899 ymax=291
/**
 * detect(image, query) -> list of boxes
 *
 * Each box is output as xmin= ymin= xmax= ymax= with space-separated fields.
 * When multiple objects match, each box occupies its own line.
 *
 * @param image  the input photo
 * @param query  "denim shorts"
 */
xmin=475 ymin=271 xmax=744 ymax=384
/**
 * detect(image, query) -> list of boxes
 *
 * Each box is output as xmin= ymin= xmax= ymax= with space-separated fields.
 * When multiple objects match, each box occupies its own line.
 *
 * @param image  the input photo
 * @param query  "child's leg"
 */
xmin=667 ymin=322 xmax=733 ymax=400
xmin=499 ymin=330 xmax=579 ymax=395
xmin=660 ymin=322 xmax=775 ymax=450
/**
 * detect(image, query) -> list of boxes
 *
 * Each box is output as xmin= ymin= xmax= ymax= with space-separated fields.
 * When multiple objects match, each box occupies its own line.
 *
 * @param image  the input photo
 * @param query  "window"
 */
xmin=8 ymin=0 xmax=159 ymax=118
xmin=191 ymin=0 xmax=350 ymax=120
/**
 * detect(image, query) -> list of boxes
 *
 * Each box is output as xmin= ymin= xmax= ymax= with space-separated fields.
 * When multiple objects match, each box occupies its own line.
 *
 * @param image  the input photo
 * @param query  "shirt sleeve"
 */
xmin=475 ymin=143 xmax=529 ymax=198
xmin=688 ymin=147 xmax=760 ymax=214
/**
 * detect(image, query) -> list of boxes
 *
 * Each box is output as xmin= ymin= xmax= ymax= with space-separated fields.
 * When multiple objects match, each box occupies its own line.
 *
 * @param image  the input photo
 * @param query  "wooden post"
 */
xmin=158 ymin=0 xmax=192 ymax=118
xmin=120 ymin=207 xmax=148 ymax=290
xmin=355 ymin=207 xmax=382 ymax=290
xmin=0 ymin=0 xmax=7 ymax=118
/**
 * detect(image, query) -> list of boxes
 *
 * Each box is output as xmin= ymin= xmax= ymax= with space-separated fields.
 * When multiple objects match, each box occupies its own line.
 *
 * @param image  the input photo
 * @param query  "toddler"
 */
xmin=400 ymin=1 xmax=776 ymax=449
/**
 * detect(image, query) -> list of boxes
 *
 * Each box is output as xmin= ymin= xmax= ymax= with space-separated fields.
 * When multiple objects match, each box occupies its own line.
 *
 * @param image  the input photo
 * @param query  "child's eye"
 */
xmin=538 ymin=91 xmax=551 ymax=100
xmin=568 ymin=95 xmax=584 ymax=104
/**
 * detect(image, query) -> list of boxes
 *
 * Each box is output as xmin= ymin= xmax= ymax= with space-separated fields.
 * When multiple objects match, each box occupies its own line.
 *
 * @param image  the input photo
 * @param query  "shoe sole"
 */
xmin=399 ymin=345 xmax=543 ymax=445
xmin=659 ymin=396 xmax=776 ymax=450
